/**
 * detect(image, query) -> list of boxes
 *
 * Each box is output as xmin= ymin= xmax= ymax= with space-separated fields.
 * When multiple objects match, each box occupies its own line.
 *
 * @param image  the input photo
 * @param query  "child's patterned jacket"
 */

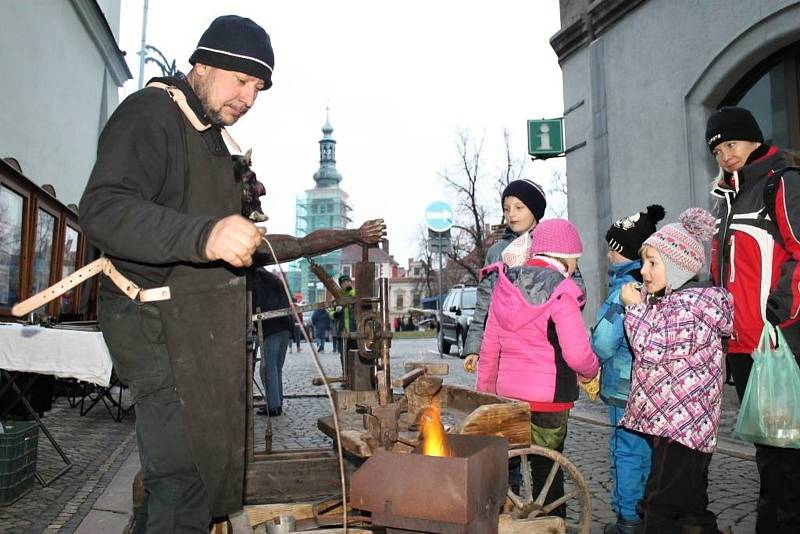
xmin=620 ymin=285 xmax=733 ymax=452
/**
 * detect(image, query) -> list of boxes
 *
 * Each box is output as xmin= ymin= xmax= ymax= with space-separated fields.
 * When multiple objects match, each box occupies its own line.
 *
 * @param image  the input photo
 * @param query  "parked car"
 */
xmin=438 ymin=284 xmax=477 ymax=357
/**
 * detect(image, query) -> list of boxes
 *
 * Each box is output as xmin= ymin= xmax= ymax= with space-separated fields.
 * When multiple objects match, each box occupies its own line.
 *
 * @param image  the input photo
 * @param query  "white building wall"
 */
xmin=0 ymin=0 xmax=126 ymax=206
xmin=559 ymin=0 xmax=800 ymax=315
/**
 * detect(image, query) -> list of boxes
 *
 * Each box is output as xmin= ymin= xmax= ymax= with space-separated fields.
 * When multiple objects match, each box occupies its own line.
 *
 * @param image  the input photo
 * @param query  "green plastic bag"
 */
xmin=734 ymin=325 xmax=800 ymax=448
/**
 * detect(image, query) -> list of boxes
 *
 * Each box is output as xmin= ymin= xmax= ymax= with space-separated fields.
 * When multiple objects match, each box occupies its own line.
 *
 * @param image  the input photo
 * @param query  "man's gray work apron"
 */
xmin=156 ymin=122 xmax=247 ymax=517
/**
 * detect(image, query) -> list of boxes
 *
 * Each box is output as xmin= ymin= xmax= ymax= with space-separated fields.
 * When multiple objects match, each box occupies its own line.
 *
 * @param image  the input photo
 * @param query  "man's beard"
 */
xmin=202 ymin=104 xmax=228 ymax=129
xmin=192 ymin=75 xmax=230 ymax=128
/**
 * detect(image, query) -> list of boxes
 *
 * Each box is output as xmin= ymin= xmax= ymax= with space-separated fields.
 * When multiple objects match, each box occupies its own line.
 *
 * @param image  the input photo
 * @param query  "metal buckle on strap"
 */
xmin=101 ymin=259 xmax=170 ymax=303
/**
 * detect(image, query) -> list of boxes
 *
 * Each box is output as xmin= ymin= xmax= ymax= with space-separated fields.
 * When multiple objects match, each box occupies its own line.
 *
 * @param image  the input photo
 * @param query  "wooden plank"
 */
xmin=284 ymin=529 xmax=373 ymax=533
xmin=244 ymin=502 xmax=316 ymax=526
xmin=498 ymin=513 xmax=565 ymax=533
xmin=456 ymin=402 xmax=532 ymax=449
xmin=244 ymin=451 xmax=358 ymax=504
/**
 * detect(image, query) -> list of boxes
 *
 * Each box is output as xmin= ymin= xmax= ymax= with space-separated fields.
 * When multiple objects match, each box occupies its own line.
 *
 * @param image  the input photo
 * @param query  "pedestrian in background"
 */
xmin=620 ymin=208 xmax=733 ymax=534
xmin=329 ymin=275 xmax=357 ymax=370
xmin=706 ymin=106 xmax=800 ymax=533
xmin=252 ymin=269 xmax=291 ymax=417
xmin=592 ymin=204 xmax=664 ymax=534
xmin=311 ymin=306 xmax=330 ymax=352
xmin=476 ymin=219 xmax=599 ymax=517
xmin=463 ymin=179 xmax=547 ymax=372
xmin=290 ymin=293 xmax=303 ymax=353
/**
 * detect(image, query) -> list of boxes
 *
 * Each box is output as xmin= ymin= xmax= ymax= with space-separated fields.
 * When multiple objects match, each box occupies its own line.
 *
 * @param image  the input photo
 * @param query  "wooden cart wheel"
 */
xmin=505 ymin=445 xmax=591 ymax=534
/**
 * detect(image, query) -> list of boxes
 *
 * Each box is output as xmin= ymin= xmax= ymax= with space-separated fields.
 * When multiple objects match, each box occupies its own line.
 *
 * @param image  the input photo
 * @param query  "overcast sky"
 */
xmin=117 ymin=1 xmax=566 ymax=265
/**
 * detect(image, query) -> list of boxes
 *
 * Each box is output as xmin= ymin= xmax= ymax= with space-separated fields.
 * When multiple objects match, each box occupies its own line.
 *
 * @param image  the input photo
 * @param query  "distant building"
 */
xmin=292 ymin=114 xmax=352 ymax=302
xmin=1 ymin=0 xmax=130 ymax=205
xmin=0 ymin=1 xmax=130 ymax=320
xmin=389 ymin=258 xmax=431 ymax=327
xmin=550 ymin=0 xmax=800 ymax=314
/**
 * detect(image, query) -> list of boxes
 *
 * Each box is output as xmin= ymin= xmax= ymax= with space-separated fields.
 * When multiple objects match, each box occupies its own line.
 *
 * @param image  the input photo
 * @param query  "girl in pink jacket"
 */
xmin=476 ymin=219 xmax=599 ymax=517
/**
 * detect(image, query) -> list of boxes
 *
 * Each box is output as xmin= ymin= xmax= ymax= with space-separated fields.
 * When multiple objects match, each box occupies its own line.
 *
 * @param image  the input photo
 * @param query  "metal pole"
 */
xmin=437 ymin=232 xmax=444 ymax=359
xmin=137 ymin=0 xmax=149 ymax=89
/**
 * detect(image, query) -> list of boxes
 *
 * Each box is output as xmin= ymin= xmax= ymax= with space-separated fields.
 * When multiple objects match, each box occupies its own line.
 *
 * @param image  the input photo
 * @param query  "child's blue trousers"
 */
xmin=609 ymin=404 xmax=652 ymax=520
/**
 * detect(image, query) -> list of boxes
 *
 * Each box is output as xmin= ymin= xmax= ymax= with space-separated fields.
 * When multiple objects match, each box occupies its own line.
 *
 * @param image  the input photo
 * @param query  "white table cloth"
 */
xmin=0 ymin=323 xmax=112 ymax=386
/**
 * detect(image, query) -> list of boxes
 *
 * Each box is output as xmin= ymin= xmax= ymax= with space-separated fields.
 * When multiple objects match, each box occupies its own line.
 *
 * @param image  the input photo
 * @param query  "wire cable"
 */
xmin=260 ymin=235 xmax=349 ymax=532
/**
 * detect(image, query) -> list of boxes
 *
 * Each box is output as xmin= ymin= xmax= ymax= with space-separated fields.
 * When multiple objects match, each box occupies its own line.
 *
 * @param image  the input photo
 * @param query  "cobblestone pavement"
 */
xmin=1 ymin=337 xmax=759 ymax=533
xmin=256 ymin=337 xmax=759 ymax=533
xmin=0 ymin=389 xmax=136 ymax=533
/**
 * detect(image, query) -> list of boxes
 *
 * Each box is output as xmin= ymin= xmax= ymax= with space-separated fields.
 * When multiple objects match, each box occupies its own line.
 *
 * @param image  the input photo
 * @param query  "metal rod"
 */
xmin=377 ymin=277 xmax=391 ymax=405
xmin=137 ymin=0 xmax=149 ymax=89
xmin=437 ymin=232 xmax=444 ymax=358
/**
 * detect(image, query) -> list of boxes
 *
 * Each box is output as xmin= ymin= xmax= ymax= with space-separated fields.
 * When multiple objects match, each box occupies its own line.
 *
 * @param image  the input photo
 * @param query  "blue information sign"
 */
xmin=425 ymin=201 xmax=454 ymax=232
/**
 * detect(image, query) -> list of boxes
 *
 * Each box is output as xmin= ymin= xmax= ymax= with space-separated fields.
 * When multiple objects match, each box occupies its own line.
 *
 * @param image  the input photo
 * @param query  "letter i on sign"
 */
xmin=538 ymin=123 xmax=552 ymax=151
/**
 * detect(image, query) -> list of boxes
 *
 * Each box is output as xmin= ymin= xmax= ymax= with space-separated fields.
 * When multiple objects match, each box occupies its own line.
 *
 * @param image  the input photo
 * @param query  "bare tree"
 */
xmin=440 ymin=129 xmax=489 ymax=284
xmin=496 ymin=128 xmax=527 ymax=205
xmin=413 ymin=223 xmax=436 ymax=297
xmin=544 ymin=167 xmax=568 ymax=218
xmin=417 ymin=128 xmax=555 ymax=285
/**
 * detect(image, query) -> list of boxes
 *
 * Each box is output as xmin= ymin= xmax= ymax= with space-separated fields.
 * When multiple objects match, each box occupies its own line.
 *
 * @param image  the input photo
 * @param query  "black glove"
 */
xmin=765 ymin=297 xmax=785 ymax=326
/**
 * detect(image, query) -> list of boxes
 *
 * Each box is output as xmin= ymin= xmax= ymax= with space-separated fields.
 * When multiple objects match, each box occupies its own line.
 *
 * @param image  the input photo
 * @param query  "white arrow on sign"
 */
xmin=426 ymin=210 xmax=453 ymax=221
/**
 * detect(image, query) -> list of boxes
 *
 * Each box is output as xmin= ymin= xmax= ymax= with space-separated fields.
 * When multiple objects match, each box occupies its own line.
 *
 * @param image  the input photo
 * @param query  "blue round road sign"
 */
xmin=425 ymin=201 xmax=454 ymax=232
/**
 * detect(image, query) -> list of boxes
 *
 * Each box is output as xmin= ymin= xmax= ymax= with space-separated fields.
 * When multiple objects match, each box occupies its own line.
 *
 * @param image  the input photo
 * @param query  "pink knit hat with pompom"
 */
xmin=529 ymin=219 xmax=583 ymax=259
xmin=642 ymin=207 xmax=715 ymax=289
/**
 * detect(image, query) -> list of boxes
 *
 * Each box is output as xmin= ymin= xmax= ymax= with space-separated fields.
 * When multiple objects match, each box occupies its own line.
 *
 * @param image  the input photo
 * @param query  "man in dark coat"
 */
xmin=311 ymin=307 xmax=331 ymax=352
xmin=252 ymin=269 xmax=292 ymax=417
xmin=80 ymin=14 xmax=386 ymax=531
xmin=80 ymin=15 xmax=272 ymax=532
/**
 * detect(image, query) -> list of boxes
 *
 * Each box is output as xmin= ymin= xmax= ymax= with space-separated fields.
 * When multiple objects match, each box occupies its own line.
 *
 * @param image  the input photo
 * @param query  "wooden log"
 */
xmin=498 ymin=513 xmax=566 ymax=533
xmin=456 ymin=402 xmax=532 ymax=449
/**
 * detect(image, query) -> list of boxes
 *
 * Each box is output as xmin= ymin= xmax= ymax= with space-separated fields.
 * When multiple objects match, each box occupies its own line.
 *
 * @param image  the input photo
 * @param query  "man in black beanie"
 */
xmin=80 ymin=15 xmax=387 ymax=531
xmin=79 ymin=15 xmax=275 ymax=533
xmin=707 ymin=106 xmax=800 ymax=533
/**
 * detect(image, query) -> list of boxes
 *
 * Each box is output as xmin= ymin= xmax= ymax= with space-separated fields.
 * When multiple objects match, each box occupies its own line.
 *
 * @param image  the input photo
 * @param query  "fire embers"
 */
xmin=418 ymin=404 xmax=451 ymax=457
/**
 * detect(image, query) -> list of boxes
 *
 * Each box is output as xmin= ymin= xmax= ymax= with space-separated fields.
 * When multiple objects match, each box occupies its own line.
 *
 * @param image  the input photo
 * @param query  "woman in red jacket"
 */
xmin=707 ymin=106 xmax=800 ymax=533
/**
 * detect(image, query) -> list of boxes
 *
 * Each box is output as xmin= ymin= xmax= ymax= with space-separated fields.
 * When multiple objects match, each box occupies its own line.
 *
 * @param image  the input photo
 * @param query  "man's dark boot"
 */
xmin=604 ymin=516 xmax=641 ymax=534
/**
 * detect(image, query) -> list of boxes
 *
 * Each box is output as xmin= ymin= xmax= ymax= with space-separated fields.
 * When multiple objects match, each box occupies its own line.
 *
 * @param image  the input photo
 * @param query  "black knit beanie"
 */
xmin=189 ymin=15 xmax=274 ymax=90
xmin=705 ymin=106 xmax=763 ymax=152
xmin=606 ymin=204 xmax=666 ymax=261
xmin=501 ymin=179 xmax=547 ymax=222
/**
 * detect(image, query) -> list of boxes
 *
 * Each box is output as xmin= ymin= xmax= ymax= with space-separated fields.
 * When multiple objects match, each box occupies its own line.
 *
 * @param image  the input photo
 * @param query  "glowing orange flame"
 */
xmin=418 ymin=404 xmax=450 ymax=457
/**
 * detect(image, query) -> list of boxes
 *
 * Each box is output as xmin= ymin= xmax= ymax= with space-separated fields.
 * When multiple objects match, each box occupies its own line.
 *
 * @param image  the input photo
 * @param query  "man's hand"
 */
xmin=620 ymin=282 xmax=644 ymax=306
xmin=204 ymin=215 xmax=265 ymax=267
xmin=358 ymin=219 xmax=387 ymax=245
xmin=463 ymin=354 xmax=479 ymax=373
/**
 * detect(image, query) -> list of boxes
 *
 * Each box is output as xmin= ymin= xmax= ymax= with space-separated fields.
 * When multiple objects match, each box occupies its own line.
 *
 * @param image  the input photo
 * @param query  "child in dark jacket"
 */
xmin=477 ymin=219 xmax=599 ymax=517
xmin=620 ymin=208 xmax=733 ymax=534
xmin=591 ymin=204 xmax=664 ymax=534
xmin=463 ymin=179 xmax=546 ymax=370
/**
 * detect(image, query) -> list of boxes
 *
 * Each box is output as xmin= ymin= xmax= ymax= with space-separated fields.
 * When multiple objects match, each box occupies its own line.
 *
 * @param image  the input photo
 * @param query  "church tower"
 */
xmin=294 ymin=111 xmax=352 ymax=302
